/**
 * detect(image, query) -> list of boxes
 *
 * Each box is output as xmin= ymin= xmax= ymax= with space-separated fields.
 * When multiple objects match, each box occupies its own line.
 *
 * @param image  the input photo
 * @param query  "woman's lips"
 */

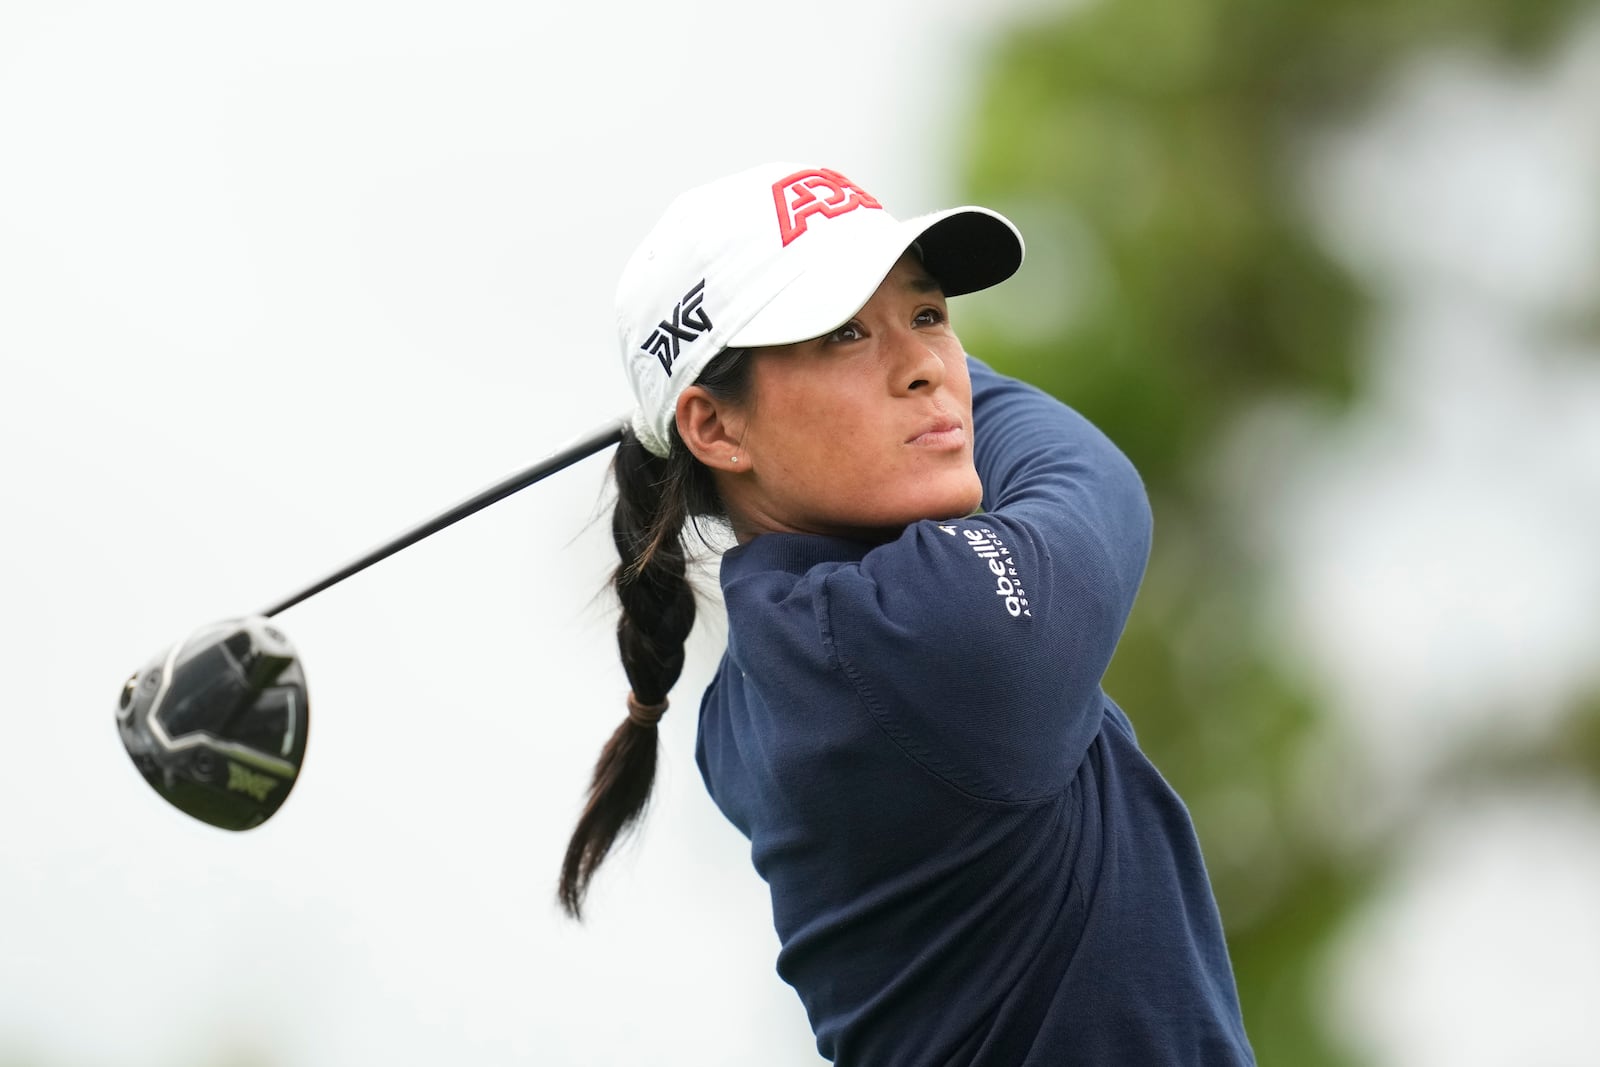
xmin=907 ymin=421 xmax=966 ymax=449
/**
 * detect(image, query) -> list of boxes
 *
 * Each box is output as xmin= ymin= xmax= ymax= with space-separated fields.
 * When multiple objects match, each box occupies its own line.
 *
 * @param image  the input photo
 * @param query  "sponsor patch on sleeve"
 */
xmin=938 ymin=523 xmax=1033 ymax=619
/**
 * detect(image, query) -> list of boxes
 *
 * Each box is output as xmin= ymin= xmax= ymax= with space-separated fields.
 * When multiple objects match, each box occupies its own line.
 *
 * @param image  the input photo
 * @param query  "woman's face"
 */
xmin=718 ymin=253 xmax=983 ymax=542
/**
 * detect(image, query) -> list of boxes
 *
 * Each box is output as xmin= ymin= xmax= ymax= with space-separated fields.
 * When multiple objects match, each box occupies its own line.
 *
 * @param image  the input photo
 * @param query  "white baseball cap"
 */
xmin=615 ymin=162 xmax=1025 ymax=457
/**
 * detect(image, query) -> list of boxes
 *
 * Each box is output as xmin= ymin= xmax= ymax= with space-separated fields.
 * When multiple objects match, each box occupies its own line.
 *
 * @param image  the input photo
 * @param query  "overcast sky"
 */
xmin=2 ymin=3 xmax=1598 ymax=1066
xmin=0 ymin=3 xmax=1031 ymax=1064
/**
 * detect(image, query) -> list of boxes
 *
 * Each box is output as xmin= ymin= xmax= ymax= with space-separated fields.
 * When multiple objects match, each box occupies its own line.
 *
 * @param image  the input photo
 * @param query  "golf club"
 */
xmin=116 ymin=417 xmax=628 ymax=830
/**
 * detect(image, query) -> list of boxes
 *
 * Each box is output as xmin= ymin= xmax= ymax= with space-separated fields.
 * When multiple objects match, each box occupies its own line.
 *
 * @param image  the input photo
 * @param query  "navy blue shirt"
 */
xmin=696 ymin=359 xmax=1253 ymax=1065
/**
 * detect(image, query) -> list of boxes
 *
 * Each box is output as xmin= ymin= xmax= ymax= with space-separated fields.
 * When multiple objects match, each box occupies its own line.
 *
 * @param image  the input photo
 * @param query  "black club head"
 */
xmin=117 ymin=616 xmax=308 ymax=830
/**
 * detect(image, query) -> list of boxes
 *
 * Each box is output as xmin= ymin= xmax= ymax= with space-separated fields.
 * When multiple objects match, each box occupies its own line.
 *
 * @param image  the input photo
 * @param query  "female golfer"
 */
xmin=561 ymin=162 xmax=1254 ymax=1065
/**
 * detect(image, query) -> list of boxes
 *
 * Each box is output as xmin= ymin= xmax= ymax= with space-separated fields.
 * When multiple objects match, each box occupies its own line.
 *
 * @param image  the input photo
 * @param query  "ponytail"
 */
xmin=559 ymin=348 xmax=751 ymax=919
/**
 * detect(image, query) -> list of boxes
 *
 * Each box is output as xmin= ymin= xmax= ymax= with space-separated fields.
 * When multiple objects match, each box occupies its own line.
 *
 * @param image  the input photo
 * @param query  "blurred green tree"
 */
xmin=957 ymin=1 xmax=1588 ymax=1062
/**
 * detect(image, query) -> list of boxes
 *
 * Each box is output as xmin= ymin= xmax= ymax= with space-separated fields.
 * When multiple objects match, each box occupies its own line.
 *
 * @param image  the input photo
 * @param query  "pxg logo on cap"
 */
xmin=642 ymin=279 xmax=712 ymax=376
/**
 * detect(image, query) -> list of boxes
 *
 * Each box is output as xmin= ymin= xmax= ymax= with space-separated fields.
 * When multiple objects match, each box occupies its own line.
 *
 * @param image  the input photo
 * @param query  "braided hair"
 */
xmin=558 ymin=348 xmax=753 ymax=919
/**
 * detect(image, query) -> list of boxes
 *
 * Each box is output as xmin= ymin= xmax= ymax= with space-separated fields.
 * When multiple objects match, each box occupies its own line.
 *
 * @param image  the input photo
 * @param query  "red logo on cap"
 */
xmin=771 ymin=168 xmax=883 ymax=247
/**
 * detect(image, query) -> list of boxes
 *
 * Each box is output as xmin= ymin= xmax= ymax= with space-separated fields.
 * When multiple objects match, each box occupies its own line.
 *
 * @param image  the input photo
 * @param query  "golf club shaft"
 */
xmin=260 ymin=418 xmax=628 ymax=618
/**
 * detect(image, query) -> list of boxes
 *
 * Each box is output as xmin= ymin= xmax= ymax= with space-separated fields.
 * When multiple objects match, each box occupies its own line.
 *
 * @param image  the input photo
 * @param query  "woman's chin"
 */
xmin=932 ymin=475 xmax=985 ymax=521
xmin=892 ymin=483 xmax=986 ymax=528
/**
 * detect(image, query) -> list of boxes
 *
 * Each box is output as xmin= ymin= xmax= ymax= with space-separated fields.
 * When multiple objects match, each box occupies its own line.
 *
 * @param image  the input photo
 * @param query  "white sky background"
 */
xmin=5 ymin=2 xmax=1600 ymax=1066
xmin=0 ymin=2 xmax=1033 ymax=1064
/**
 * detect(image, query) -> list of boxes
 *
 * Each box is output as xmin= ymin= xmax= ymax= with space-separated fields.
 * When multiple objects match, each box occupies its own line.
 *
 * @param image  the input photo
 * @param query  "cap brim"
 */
xmin=726 ymin=206 xmax=1023 ymax=349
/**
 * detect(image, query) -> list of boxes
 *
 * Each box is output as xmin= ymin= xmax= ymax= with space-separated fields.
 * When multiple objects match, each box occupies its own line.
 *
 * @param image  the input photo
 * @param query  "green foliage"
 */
xmin=957 ymin=0 xmax=1587 ymax=1062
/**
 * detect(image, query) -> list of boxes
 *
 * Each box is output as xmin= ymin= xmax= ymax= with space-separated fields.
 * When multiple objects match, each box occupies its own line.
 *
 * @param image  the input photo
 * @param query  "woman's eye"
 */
xmin=828 ymin=322 xmax=865 ymax=343
xmin=914 ymin=307 xmax=946 ymax=327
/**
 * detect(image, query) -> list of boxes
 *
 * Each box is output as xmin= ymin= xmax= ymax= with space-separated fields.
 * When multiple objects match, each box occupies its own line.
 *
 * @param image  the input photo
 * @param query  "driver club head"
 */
xmin=116 ymin=616 xmax=308 ymax=830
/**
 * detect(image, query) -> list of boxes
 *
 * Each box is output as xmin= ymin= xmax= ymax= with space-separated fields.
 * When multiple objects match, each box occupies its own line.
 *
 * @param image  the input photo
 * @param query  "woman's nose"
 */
xmin=889 ymin=328 xmax=946 ymax=394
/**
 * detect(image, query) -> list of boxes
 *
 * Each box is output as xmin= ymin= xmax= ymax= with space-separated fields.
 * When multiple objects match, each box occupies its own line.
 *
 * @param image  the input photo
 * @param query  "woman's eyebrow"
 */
xmin=907 ymin=272 xmax=945 ymax=294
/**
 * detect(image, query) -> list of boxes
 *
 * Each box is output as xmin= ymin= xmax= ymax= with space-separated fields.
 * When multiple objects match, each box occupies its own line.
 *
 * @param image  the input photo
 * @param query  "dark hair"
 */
xmin=558 ymin=348 xmax=754 ymax=919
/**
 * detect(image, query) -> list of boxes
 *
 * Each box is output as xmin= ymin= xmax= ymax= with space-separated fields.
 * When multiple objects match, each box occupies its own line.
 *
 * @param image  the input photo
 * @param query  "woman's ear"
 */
xmin=675 ymin=386 xmax=746 ymax=472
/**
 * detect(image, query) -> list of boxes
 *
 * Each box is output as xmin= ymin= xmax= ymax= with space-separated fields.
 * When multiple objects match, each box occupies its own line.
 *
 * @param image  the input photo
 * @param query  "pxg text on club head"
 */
xmin=116 ymin=616 xmax=308 ymax=830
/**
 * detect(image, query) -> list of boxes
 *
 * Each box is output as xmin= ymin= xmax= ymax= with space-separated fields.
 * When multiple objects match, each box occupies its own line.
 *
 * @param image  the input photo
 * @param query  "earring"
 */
xmin=730 ymin=455 xmax=739 ymax=464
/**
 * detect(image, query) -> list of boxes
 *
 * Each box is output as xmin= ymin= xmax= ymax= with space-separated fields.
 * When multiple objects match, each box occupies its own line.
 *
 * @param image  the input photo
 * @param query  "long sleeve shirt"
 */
xmin=696 ymin=357 xmax=1254 ymax=1066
